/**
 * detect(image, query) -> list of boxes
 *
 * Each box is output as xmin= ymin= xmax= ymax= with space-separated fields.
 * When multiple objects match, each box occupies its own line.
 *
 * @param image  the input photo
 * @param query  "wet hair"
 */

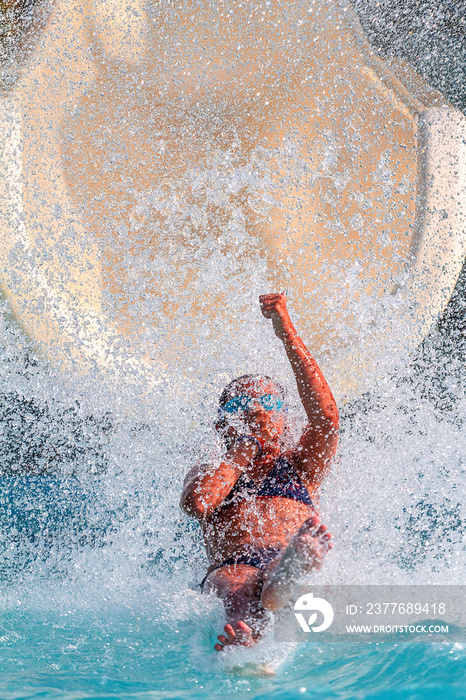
xmin=218 ymin=374 xmax=286 ymax=410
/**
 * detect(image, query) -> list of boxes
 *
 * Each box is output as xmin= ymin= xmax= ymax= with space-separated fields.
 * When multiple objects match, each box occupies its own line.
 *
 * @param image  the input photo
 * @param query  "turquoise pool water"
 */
xmin=0 ymin=596 xmax=464 ymax=699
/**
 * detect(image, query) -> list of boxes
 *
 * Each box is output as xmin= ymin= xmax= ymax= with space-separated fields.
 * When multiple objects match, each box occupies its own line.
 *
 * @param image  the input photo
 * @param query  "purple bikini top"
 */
xmin=220 ymin=455 xmax=315 ymax=510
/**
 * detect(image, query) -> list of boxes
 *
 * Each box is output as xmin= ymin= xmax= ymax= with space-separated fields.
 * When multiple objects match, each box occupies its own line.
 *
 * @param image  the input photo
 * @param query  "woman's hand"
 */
xmin=259 ymin=292 xmax=293 ymax=339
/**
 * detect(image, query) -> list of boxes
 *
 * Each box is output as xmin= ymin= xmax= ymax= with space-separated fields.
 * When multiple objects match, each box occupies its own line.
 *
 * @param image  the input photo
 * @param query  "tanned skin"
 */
xmin=180 ymin=293 xmax=339 ymax=651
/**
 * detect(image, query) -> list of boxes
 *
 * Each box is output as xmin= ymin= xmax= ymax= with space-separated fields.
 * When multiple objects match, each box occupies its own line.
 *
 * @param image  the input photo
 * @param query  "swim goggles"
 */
xmin=221 ymin=394 xmax=284 ymax=414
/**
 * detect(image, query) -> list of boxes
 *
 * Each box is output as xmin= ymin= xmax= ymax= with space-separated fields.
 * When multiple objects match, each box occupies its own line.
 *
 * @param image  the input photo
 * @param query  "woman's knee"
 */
xmin=206 ymin=564 xmax=262 ymax=600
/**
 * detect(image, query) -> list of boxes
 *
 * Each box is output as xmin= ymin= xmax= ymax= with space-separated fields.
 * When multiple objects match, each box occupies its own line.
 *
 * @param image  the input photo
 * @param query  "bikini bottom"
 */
xmin=199 ymin=547 xmax=282 ymax=592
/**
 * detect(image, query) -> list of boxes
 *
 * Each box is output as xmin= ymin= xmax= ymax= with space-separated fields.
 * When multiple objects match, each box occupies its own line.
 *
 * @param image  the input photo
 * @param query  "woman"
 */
xmin=180 ymin=292 xmax=339 ymax=651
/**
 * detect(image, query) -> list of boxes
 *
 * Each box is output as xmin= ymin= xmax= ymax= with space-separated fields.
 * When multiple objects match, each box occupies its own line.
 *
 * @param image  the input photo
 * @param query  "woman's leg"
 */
xmin=203 ymin=564 xmax=267 ymax=650
xmin=260 ymin=514 xmax=332 ymax=611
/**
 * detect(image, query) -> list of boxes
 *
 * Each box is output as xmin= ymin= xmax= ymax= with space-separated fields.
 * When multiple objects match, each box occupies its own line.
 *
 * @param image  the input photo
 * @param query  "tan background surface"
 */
xmin=0 ymin=0 xmax=465 ymax=396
